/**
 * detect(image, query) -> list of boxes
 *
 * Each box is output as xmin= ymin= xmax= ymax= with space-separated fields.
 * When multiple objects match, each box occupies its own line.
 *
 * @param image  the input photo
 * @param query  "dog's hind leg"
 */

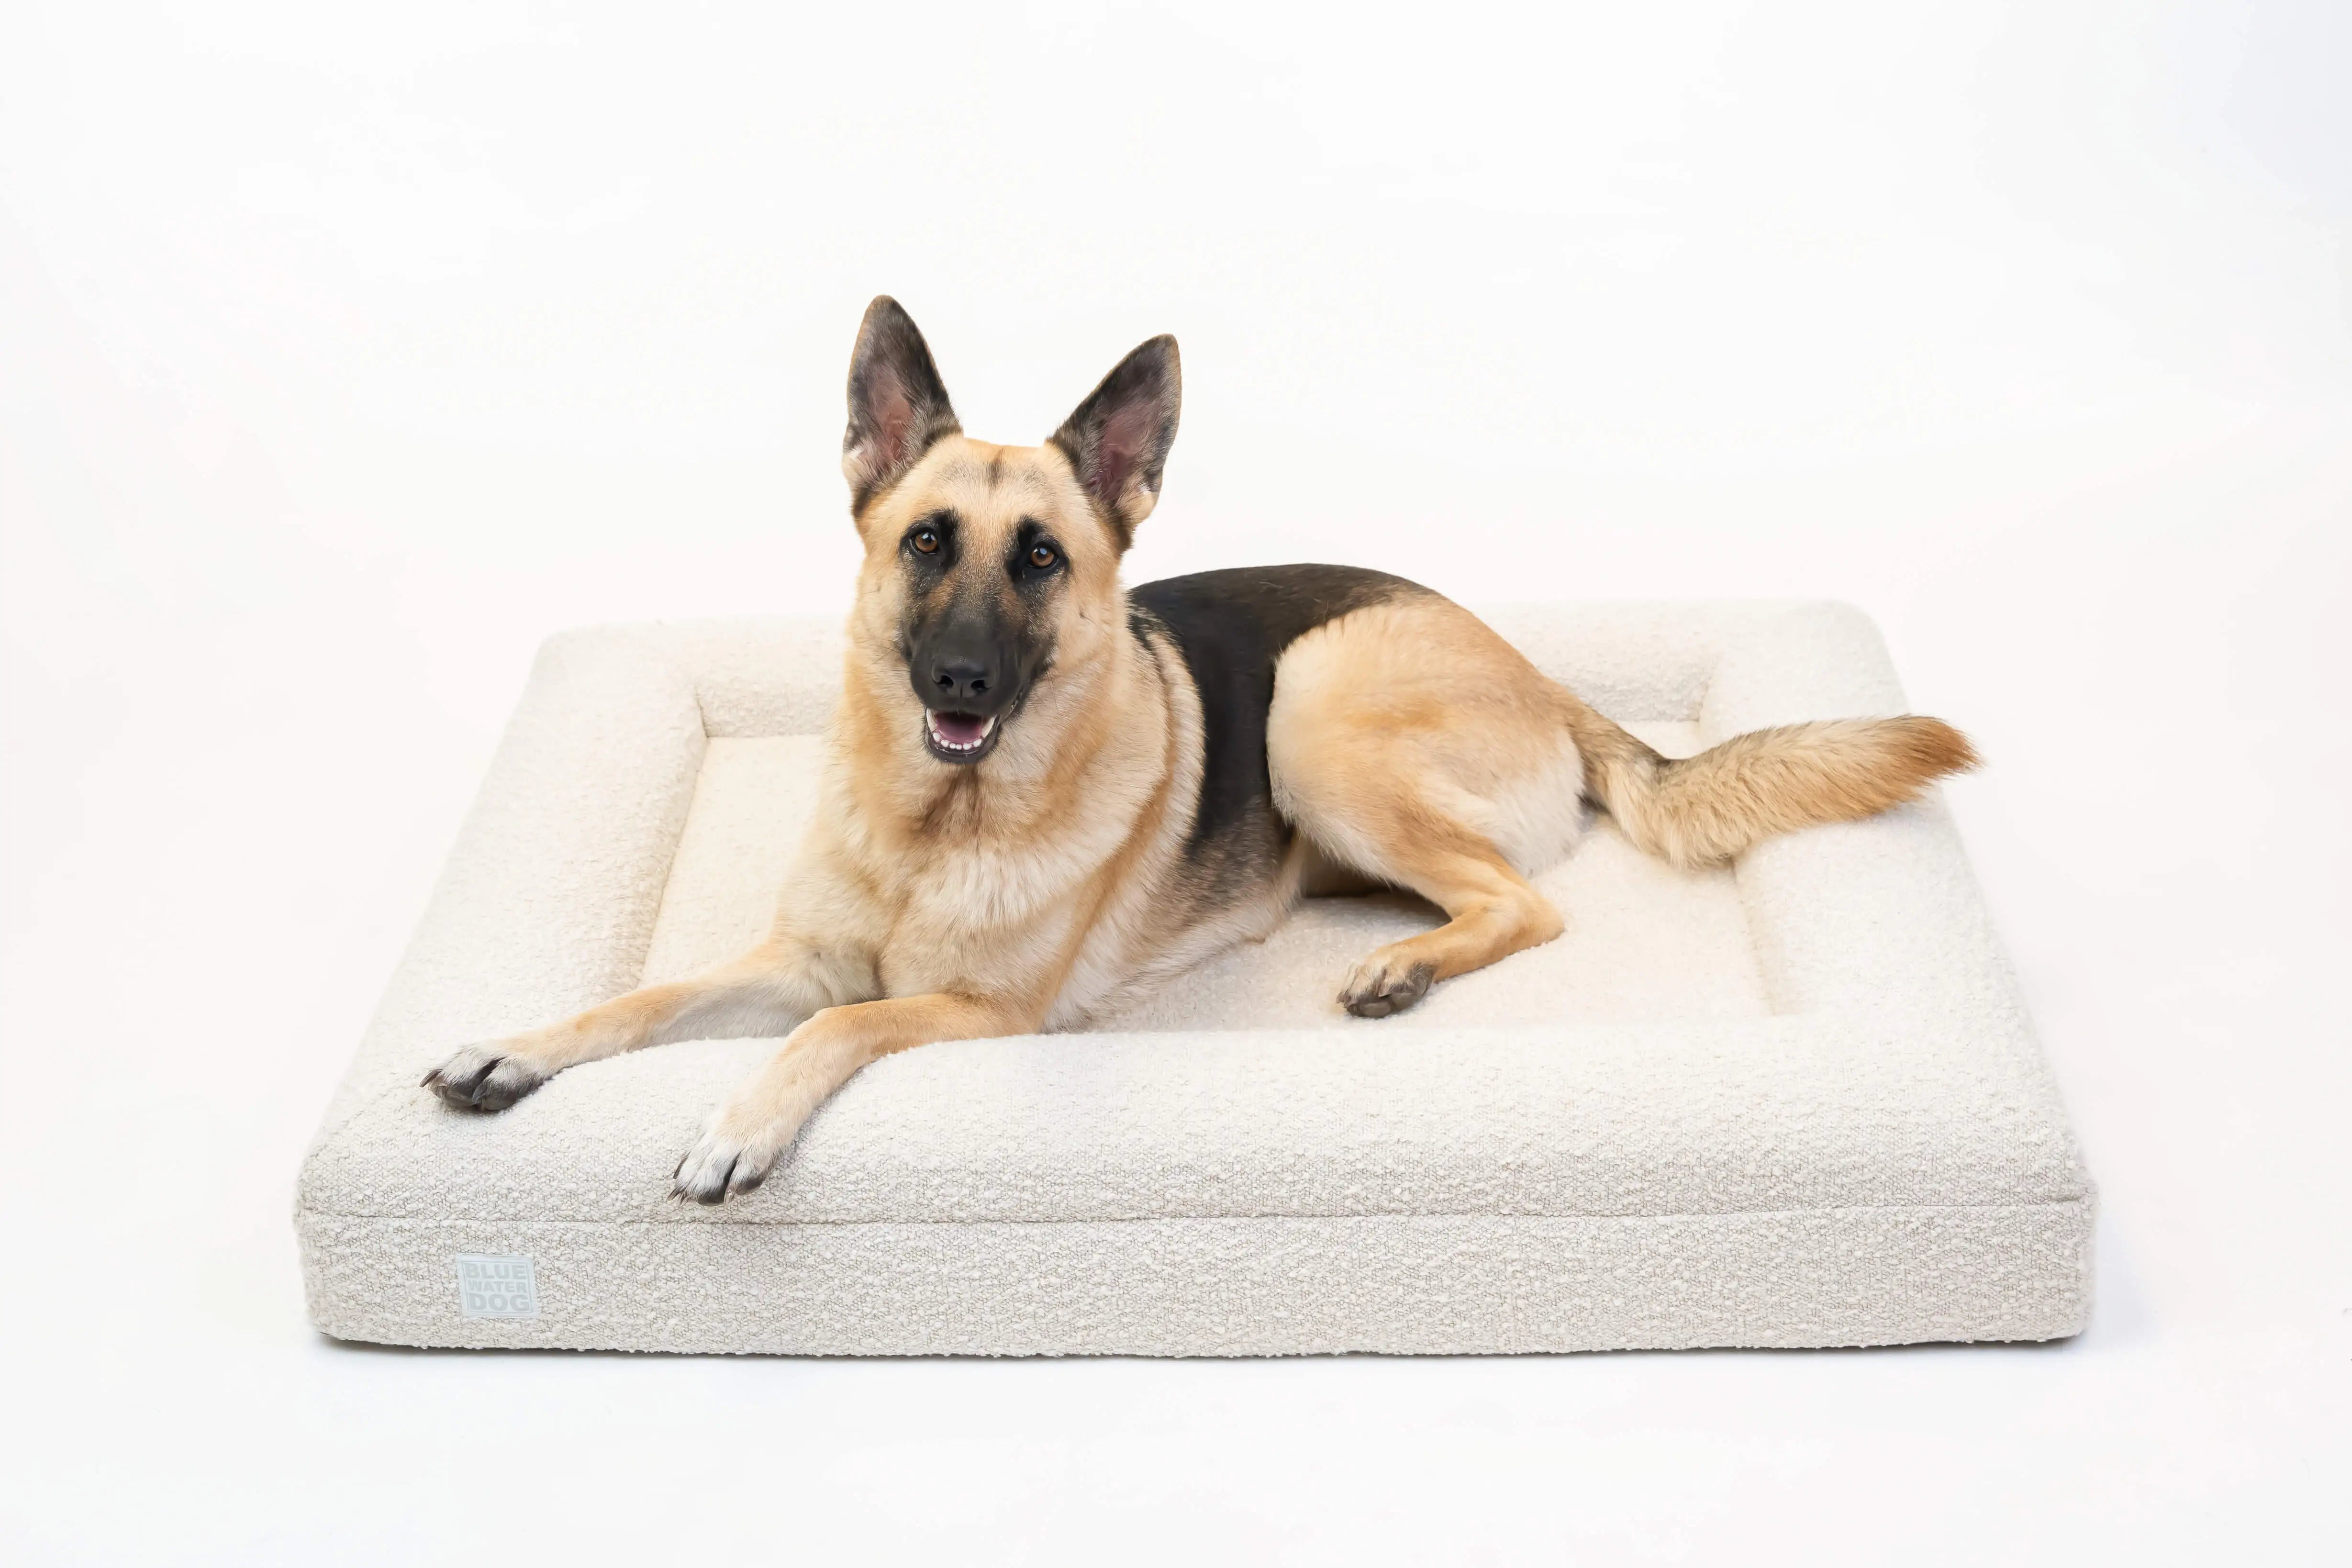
xmin=1268 ymin=594 xmax=1586 ymax=1018
xmin=423 ymin=938 xmax=860 ymax=1112
xmin=1301 ymin=808 xmax=1565 ymax=1019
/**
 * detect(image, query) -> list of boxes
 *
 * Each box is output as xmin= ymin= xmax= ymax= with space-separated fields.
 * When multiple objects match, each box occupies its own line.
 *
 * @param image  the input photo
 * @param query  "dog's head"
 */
xmin=838 ymin=296 xmax=1180 ymax=768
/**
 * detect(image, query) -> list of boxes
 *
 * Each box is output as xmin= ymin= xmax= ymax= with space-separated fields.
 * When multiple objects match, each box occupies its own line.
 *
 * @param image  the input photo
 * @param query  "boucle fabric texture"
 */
xmin=296 ymin=601 xmax=2092 ymax=1355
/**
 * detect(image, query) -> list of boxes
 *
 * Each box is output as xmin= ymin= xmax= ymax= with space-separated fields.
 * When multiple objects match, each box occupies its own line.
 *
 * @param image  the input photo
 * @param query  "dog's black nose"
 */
xmin=930 ymin=658 xmax=993 ymax=703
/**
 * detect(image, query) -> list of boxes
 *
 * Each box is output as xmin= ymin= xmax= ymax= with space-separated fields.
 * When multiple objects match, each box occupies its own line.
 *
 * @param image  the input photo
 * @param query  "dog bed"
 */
xmin=296 ymin=601 xmax=2092 ymax=1355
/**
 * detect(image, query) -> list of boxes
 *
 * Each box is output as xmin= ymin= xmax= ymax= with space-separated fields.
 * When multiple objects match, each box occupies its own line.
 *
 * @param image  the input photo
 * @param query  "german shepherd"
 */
xmin=425 ymin=297 xmax=1977 ymax=1202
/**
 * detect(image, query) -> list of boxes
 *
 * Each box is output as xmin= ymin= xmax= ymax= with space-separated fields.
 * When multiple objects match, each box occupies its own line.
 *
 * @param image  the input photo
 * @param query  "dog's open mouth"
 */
xmin=924 ymin=710 xmax=1001 ymax=764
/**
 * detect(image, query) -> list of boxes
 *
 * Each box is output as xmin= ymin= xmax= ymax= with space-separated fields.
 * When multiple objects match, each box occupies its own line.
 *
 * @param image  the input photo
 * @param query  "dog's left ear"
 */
xmin=1049 ymin=335 xmax=1181 ymax=546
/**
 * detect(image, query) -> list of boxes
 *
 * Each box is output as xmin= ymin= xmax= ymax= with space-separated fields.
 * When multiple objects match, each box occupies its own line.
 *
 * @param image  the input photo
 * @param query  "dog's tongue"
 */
xmin=931 ymin=712 xmax=990 ymax=748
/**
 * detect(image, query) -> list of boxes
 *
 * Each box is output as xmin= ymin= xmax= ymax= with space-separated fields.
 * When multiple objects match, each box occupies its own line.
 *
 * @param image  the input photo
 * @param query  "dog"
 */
xmin=425 ymin=296 xmax=1977 ymax=1202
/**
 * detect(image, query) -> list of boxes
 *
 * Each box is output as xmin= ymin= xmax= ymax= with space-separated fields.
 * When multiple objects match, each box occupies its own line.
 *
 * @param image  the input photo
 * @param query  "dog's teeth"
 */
xmin=928 ymin=712 xmax=996 ymax=752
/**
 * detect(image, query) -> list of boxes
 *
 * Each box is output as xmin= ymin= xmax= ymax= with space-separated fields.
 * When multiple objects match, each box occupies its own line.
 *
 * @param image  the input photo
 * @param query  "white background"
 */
xmin=2 ymin=1 xmax=2347 ymax=1561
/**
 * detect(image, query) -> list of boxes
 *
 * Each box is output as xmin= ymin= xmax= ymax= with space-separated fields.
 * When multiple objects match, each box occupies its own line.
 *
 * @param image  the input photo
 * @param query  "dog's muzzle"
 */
xmin=913 ymin=639 xmax=1019 ymax=765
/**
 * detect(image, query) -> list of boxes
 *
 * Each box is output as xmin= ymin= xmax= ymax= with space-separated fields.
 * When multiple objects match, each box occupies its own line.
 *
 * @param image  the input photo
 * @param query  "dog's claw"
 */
xmin=1339 ymin=958 xmax=1435 ymax=1019
xmin=699 ymin=1158 xmax=737 ymax=1205
xmin=422 ymin=1045 xmax=546 ymax=1113
xmin=672 ymin=1120 xmax=788 ymax=1204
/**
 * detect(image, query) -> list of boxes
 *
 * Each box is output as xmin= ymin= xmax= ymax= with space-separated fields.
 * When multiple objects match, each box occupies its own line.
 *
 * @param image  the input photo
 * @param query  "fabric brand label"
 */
xmin=454 ymin=1254 xmax=540 ymax=1319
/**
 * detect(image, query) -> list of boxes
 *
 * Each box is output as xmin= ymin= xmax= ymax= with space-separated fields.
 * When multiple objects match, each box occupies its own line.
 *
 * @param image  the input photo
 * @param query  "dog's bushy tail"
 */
xmin=1564 ymin=704 xmax=1978 ymax=870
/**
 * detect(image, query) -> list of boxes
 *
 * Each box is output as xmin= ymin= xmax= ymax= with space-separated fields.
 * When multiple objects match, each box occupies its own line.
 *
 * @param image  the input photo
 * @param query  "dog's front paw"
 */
xmin=1338 ymin=953 xmax=1435 ymax=1019
xmin=671 ymin=1112 xmax=792 ymax=1205
xmin=422 ymin=1045 xmax=547 ymax=1112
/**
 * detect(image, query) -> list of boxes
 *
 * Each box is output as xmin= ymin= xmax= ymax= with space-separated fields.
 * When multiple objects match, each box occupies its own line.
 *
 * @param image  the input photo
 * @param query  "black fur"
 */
xmin=1129 ymin=565 xmax=1425 ymax=890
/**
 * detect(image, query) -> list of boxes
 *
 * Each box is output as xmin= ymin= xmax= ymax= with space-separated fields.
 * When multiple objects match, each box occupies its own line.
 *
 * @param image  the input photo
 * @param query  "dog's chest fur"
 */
xmin=826 ymin=567 xmax=1423 ymax=1024
xmin=826 ymin=640 xmax=1181 ymax=1011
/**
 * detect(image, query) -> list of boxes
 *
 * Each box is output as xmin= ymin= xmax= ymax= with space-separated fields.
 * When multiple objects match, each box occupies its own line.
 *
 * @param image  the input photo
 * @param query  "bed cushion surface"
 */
xmin=296 ymin=601 xmax=2092 ymax=1355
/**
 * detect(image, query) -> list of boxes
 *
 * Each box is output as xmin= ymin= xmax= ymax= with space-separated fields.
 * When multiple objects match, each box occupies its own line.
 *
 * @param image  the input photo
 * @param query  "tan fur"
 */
xmin=673 ymin=990 xmax=1039 ymax=1197
xmin=1268 ymin=597 xmax=1585 ymax=1014
xmin=1564 ymin=706 xmax=1979 ymax=869
xmin=423 ymin=301 xmax=1979 ymax=1202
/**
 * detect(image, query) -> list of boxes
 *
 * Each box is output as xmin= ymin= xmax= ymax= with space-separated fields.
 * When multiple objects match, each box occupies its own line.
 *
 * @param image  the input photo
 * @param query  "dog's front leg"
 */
xmin=424 ymin=939 xmax=858 ymax=1112
xmin=671 ymin=992 xmax=1038 ymax=1203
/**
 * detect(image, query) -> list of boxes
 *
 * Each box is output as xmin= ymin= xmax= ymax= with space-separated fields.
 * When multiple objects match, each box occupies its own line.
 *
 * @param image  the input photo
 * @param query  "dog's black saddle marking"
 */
xmin=1129 ymin=564 xmax=1424 ymax=860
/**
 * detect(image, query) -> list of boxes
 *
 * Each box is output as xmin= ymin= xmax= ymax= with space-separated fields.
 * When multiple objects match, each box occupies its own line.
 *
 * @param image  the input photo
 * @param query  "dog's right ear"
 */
xmin=842 ymin=296 xmax=960 ymax=515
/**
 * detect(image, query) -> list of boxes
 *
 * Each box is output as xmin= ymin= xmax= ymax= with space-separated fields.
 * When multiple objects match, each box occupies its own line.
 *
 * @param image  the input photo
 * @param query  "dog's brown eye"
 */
xmin=1028 ymin=544 xmax=1059 ymax=570
xmin=911 ymin=528 xmax=939 ymax=555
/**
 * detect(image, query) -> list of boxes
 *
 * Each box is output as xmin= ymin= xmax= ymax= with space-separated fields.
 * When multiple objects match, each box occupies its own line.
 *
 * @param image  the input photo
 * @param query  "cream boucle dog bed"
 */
xmin=296 ymin=601 xmax=2092 ymax=1355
